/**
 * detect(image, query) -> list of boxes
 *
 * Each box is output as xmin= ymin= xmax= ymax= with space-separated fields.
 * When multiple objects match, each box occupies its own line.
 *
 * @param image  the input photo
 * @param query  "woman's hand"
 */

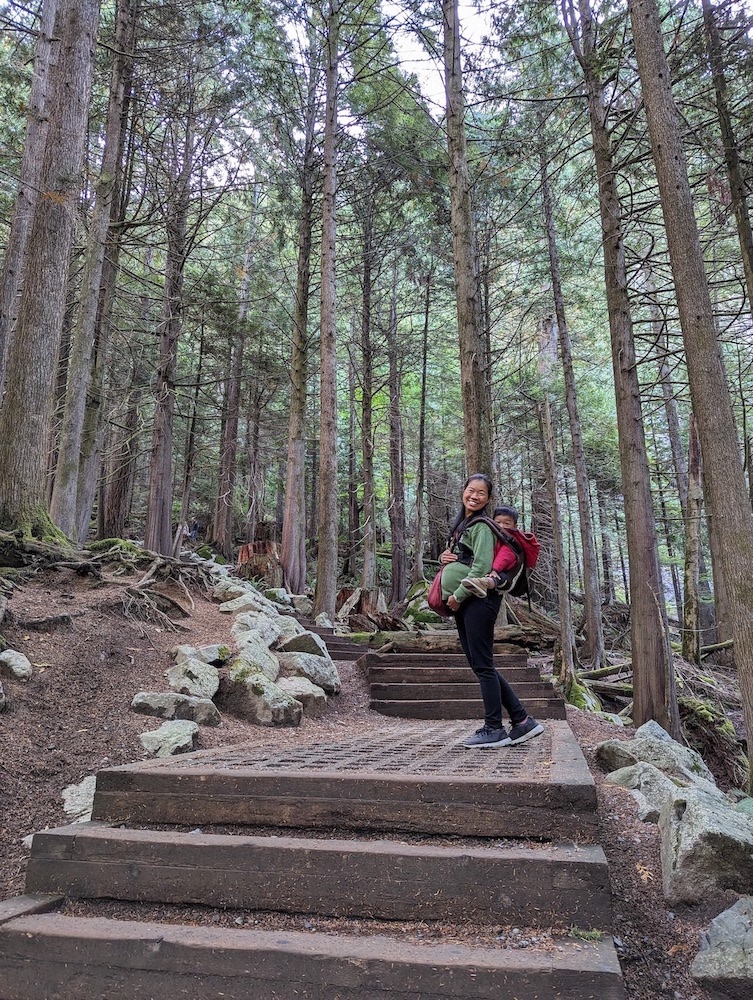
xmin=447 ymin=595 xmax=460 ymax=611
xmin=439 ymin=549 xmax=458 ymax=566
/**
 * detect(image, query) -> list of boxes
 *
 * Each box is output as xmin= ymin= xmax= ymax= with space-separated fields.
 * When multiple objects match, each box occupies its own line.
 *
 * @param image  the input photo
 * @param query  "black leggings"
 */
xmin=454 ymin=592 xmax=527 ymax=730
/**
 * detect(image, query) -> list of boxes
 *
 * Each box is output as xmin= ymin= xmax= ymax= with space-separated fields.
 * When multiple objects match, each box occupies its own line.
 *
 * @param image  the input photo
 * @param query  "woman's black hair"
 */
xmin=493 ymin=504 xmax=518 ymax=523
xmin=449 ymin=472 xmax=493 ymax=539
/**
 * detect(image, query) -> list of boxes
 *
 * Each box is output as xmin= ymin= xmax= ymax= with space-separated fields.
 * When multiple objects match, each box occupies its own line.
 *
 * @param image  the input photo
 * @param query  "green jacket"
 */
xmin=441 ymin=521 xmax=495 ymax=605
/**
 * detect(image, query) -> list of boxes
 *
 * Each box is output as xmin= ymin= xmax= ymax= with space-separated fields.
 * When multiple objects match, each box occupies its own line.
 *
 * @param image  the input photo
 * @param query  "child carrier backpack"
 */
xmin=467 ymin=515 xmax=540 ymax=602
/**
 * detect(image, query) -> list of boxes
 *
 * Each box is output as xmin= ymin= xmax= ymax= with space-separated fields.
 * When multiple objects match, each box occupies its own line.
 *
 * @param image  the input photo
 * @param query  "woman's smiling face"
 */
xmin=462 ymin=477 xmax=490 ymax=515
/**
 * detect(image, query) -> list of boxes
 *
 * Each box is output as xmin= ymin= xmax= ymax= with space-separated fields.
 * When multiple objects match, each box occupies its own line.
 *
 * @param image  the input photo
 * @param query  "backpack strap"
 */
xmin=465 ymin=514 xmax=531 ymax=607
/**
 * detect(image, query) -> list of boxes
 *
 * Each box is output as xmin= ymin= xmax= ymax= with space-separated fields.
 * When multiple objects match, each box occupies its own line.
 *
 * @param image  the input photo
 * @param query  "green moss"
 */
xmin=566 ymin=678 xmax=601 ymax=712
xmin=217 ymin=645 xmax=231 ymax=662
xmin=569 ymin=927 xmax=603 ymax=941
xmin=195 ymin=543 xmax=226 ymax=564
xmin=348 ymin=632 xmax=375 ymax=645
xmin=87 ymin=537 xmax=143 ymax=555
xmin=0 ymin=634 xmax=6 ymax=653
xmin=408 ymin=609 xmax=444 ymax=624
xmin=251 ymin=683 xmax=266 ymax=695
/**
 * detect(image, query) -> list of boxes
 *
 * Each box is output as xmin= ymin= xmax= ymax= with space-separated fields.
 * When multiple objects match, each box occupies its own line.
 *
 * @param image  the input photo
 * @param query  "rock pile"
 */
xmin=130 ymin=575 xmax=341 ymax=757
xmin=597 ymin=720 xmax=753 ymax=996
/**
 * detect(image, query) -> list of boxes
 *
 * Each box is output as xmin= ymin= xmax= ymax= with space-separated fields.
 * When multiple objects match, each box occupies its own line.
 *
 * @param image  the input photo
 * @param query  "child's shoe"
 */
xmin=461 ymin=575 xmax=493 ymax=598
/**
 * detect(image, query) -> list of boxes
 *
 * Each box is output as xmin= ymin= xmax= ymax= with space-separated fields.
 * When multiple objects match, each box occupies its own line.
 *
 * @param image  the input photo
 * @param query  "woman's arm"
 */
xmin=452 ymin=523 xmax=495 ymax=603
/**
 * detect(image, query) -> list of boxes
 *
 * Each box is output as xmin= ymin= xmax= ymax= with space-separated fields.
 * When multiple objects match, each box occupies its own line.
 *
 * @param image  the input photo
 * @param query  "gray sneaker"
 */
xmin=508 ymin=717 xmax=544 ymax=745
xmin=462 ymin=725 xmax=511 ymax=748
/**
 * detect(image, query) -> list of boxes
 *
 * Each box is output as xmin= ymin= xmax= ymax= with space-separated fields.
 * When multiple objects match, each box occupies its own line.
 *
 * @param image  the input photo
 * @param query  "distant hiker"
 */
xmin=461 ymin=505 xmax=540 ymax=598
xmin=440 ymin=474 xmax=544 ymax=749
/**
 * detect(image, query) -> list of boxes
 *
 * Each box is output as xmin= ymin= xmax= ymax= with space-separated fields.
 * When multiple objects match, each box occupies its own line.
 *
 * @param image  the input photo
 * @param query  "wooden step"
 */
xmin=370 ymin=698 xmax=568 ymax=720
xmin=26 ymin=824 xmax=612 ymax=928
xmin=368 ymin=666 xmax=544 ymax=684
xmin=0 ymin=906 xmax=626 ymax=999
xmin=359 ymin=651 xmax=530 ymax=671
xmin=370 ymin=681 xmax=552 ymax=700
xmin=91 ymin=722 xmax=595 ymax=841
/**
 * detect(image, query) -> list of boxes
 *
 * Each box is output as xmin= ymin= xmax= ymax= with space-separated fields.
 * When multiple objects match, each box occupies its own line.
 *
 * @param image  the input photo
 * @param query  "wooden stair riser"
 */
xmin=92 ymin=771 xmax=596 ymax=840
xmin=370 ymin=681 xmax=550 ymax=700
xmin=359 ymin=653 xmax=530 ymax=670
xmin=369 ymin=699 xmax=567 ymax=720
xmin=26 ymin=825 xmax=612 ymax=928
xmin=0 ymin=912 xmax=626 ymax=1000
xmin=365 ymin=666 xmax=545 ymax=684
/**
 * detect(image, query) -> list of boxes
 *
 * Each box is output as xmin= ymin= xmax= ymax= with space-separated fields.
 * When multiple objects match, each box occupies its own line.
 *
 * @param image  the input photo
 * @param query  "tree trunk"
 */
xmin=387 ymin=271 xmax=408 ymax=606
xmin=597 ymin=487 xmax=615 ymax=604
xmin=701 ymin=0 xmax=753 ymax=318
xmin=0 ymin=0 xmax=102 ymax=537
xmin=143 ymin=150 xmax=191 ymax=555
xmin=412 ymin=266 xmax=432 ymax=583
xmin=0 ymin=0 xmax=58 ymax=387
xmin=442 ymin=0 xmax=492 ymax=473
xmin=210 ymin=240 xmax=252 ymax=561
xmin=542 ymin=152 xmax=606 ymax=665
xmin=280 ymin=40 xmax=317 ymax=594
xmin=539 ymin=397 xmax=578 ymax=689
xmin=630 ymin=0 xmax=753 ymax=785
xmin=177 ymin=319 xmax=206 ymax=528
xmin=313 ymin=0 xmax=340 ymax=620
xmin=683 ymin=412 xmax=703 ymax=665
xmin=360 ymin=203 xmax=377 ymax=591
xmin=563 ymin=0 xmax=679 ymax=737
xmin=49 ymin=0 xmax=137 ymax=540
xmin=343 ymin=339 xmax=359 ymax=579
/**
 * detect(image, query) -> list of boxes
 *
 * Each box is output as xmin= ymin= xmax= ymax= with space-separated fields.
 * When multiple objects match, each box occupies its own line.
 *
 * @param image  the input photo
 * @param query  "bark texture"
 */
xmin=0 ymin=0 xmax=102 ymax=536
xmin=442 ymin=0 xmax=492 ymax=474
xmin=630 ymin=0 xmax=753 ymax=786
xmin=313 ymin=1 xmax=340 ymax=620
xmin=563 ymin=0 xmax=679 ymax=736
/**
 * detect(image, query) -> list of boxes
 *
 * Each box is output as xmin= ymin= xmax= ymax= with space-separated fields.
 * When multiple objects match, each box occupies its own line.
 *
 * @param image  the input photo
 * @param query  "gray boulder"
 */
xmin=314 ymin=612 xmax=334 ymax=628
xmin=131 ymin=691 xmax=221 ymax=727
xmin=218 ymin=667 xmax=302 ymax=726
xmin=231 ymin=612 xmax=283 ymax=648
xmin=275 ymin=615 xmax=307 ymax=643
xmin=231 ymin=633 xmax=280 ymax=681
xmin=659 ymin=785 xmax=753 ymax=904
xmin=62 ymin=775 xmax=97 ymax=823
xmin=291 ymin=594 xmax=314 ymax=616
xmin=0 ymin=679 xmax=5 ymax=713
xmin=174 ymin=643 xmax=231 ymax=665
xmin=264 ymin=588 xmax=292 ymax=606
xmin=596 ymin=719 xmax=715 ymax=786
xmin=276 ymin=676 xmax=327 ymax=717
xmin=276 ymin=651 xmax=341 ymax=694
xmin=605 ymin=761 xmax=681 ymax=823
xmin=139 ymin=719 xmax=199 ymax=757
xmin=212 ymin=579 xmax=253 ymax=602
xmin=165 ymin=656 xmax=220 ymax=700
xmin=277 ymin=630 xmax=330 ymax=659
xmin=691 ymin=896 xmax=753 ymax=999
xmin=218 ymin=592 xmax=269 ymax=614
xmin=0 ymin=649 xmax=32 ymax=682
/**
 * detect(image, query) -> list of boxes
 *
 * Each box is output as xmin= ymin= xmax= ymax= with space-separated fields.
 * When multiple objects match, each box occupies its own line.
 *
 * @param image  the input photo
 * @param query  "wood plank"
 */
xmin=0 ymin=913 xmax=626 ymax=999
xmin=370 ymin=699 xmax=567 ymax=721
xmin=92 ymin=777 xmax=594 ymax=840
xmin=369 ymin=682 xmax=550 ymax=700
xmin=26 ymin=825 xmax=612 ymax=927
xmin=0 ymin=895 xmax=62 ymax=926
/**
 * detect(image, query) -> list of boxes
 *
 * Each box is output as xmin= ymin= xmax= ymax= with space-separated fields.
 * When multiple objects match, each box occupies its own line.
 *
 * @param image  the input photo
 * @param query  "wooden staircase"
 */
xmin=360 ymin=650 xmax=567 ymax=721
xmin=0 ymin=722 xmax=625 ymax=999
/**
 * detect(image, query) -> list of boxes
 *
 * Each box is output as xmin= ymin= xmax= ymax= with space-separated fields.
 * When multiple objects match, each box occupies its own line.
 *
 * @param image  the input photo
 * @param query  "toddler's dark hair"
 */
xmin=493 ymin=505 xmax=518 ymax=524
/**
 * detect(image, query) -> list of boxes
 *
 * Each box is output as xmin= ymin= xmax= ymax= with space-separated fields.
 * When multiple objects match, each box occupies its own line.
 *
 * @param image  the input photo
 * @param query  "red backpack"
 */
xmin=467 ymin=516 xmax=540 ymax=600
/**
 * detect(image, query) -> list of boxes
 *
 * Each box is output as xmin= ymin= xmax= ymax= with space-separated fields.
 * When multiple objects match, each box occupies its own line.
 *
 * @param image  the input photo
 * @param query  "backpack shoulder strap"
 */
xmin=465 ymin=515 xmax=525 ymax=562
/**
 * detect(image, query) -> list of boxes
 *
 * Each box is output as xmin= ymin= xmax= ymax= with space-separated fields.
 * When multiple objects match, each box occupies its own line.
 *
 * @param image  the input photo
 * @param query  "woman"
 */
xmin=440 ymin=473 xmax=544 ymax=748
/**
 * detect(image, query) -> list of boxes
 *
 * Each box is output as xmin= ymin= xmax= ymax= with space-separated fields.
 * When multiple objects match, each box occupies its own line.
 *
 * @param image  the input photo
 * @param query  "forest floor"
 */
xmin=0 ymin=565 xmax=736 ymax=1000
